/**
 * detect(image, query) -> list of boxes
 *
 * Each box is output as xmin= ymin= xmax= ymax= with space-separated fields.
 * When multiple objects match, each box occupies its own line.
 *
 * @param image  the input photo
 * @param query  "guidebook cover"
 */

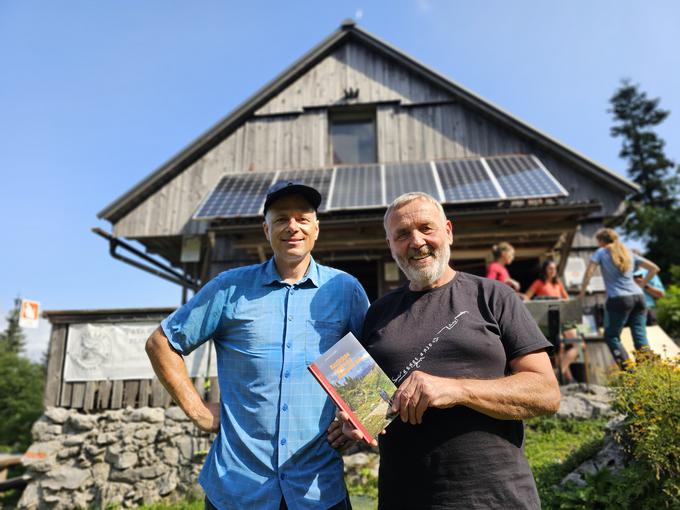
xmin=308 ymin=331 xmax=397 ymax=444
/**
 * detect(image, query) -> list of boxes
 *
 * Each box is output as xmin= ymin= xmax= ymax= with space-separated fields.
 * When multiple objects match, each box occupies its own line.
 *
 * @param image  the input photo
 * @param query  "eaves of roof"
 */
xmin=98 ymin=20 xmax=636 ymax=224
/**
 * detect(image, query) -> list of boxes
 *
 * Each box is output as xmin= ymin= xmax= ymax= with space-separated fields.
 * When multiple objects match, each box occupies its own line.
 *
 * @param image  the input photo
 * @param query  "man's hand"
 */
xmin=191 ymin=401 xmax=221 ymax=433
xmin=391 ymin=371 xmax=459 ymax=425
xmin=335 ymin=409 xmax=379 ymax=447
xmin=327 ymin=419 xmax=353 ymax=450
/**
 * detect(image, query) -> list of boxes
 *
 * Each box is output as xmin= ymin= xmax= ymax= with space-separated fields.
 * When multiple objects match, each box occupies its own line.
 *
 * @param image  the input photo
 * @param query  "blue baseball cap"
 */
xmin=263 ymin=180 xmax=321 ymax=215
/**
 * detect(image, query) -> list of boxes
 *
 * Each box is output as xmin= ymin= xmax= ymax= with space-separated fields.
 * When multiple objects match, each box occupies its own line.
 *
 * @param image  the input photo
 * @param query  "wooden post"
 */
xmin=43 ymin=325 xmax=68 ymax=408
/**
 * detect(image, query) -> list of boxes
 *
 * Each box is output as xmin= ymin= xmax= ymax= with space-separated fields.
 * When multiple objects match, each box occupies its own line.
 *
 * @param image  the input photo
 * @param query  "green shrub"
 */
xmin=550 ymin=463 xmax=671 ymax=510
xmin=657 ymin=284 xmax=680 ymax=339
xmin=609 ymin=352 xmax=680 ymax=505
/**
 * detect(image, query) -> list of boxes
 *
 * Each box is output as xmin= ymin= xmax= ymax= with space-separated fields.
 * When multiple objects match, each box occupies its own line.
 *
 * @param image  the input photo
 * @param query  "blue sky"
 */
xmin=1 ymin=1 xmax=679 ymax=360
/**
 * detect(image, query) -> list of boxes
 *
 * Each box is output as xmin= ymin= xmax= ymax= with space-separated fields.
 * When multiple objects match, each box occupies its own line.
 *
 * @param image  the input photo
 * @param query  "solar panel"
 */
xmin=384 ymin=162 xmax=440 ymax=203
xmin=193 ymin=172 xmax=276 ymax=219
xmin=436 ymin=159 xmax=501 ymax=202
xmin=485 ymin=155 xmax=566 ymax=199
xmin=331 ymin=165 xmax=383 ymax=209
xmin=277 ymin=168 xmax=333 ymax=212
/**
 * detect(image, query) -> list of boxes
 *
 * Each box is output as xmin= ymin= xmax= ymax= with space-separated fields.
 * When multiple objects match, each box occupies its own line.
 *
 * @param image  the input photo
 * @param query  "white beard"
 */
xmin=394 ymin=242 xmax=451 ymax=289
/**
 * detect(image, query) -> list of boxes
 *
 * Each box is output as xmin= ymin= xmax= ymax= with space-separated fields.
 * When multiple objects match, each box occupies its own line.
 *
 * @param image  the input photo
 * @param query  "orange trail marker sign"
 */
xmin=19 ymin=299 xmax=40 ymax=328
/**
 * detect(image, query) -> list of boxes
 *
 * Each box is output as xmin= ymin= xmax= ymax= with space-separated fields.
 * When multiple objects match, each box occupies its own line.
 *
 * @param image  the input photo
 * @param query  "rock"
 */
xmin=129 ymin=407 xmax=165 ymax=423
xmin=73 ymin=491 xmax=94 ymax=508
xmin=22 ymin=440 xmax=62 ymax=472
xmin=31 ymin=418 xmax=63 ymax=441
xmin=174 ymin=436 xmax=194 ymax=461
xmin=165 ymin=406 xmax=190 ymax=422
xmin=157 ymin=424 xmax=184 ymax=440
xmin=42 ymin=466 xmax=91 ymax=491
xmin=44 ymin=407 xmax=71 ymax=424
xmin=68 ymin=413 xmax=97 ymax=431
xmin=158 ymin=471 xmax=178 ymax=496
xmin=16 ymin=480 xmax=41 ymax=509
xmin=133 ymin=426 xmax=159 ymax=442
xmin=561 ymin=434 xmax=626 ymax=486
xmin=556 ymin=393 xmax=614 ymax=420
xmin=92 ymin=462 xmax=111 ymax=484
xmin=103 ymin=409 xmax=126 ymax=422
xmin=63 ymin=434 xmax=87 ymax=446
xmin=96 ymin=432 xmax=118 ymax=445
xmin=57 ymin=446 xmax=81 ymax=459
xmin=110 ymin=468 xmax=141 ymax=484
xmin=161 ymin=446 xmax=179 ymax=465
xmin=106 ymin=448 xmax=138 ymax=470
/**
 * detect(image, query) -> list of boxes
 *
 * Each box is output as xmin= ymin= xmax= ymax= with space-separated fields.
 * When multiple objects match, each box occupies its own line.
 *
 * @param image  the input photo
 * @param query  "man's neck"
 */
xmin=409 ymin=268 xmax=457 ymax=292
xmin=274 ymin=255 xmax=312 ymax=284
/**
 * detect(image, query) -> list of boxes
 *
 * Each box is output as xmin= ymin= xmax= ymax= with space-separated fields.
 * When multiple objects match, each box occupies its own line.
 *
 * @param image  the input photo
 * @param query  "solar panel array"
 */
xmin=193 ymin=155 xmax=567 ymax=220
xmin=332 ymin=165 xmax=382 ymax=209
xmin=485 ymin=155 xmax=562 ymax=199
xmin=436 ymin=159 xmax=500 ymax=202
xmin=384 ymin=162 xmax=439 ymax=203
xmin=277 ymin=168 xmax=333 ymax=212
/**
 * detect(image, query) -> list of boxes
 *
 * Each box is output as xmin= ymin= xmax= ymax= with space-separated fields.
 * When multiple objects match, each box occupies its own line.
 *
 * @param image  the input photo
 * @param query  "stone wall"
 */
xmin=18 ymin=407 xmax=212 ymax=509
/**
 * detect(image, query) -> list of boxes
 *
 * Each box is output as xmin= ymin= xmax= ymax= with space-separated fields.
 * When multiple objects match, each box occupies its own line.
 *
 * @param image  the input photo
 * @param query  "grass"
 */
xmin=524 ymin=415 xmax=608 ymax=505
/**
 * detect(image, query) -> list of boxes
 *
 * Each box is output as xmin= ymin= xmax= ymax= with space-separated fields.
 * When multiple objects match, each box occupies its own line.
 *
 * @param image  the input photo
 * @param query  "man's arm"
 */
xmin=637 ymin=258 xmax=661 ymax=288
xmin=578 ymin=261 xmax=598 ymax=299
xmin=391 ymin=350 xmax=560 ymax=425
xmin=145 ymin=327 xmax=220 ymax=432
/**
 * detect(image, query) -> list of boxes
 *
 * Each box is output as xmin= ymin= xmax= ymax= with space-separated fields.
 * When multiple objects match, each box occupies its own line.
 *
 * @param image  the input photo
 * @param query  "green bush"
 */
xmin=657 ymin=284 xmax=680 ymax=339
xmin=608 ymin=352 xmax=679 ymax=506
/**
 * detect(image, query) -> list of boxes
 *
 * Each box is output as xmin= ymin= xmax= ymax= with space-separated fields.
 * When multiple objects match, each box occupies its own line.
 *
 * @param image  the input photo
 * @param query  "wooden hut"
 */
xmin=95 ymin=20 xmax=635 ymax=302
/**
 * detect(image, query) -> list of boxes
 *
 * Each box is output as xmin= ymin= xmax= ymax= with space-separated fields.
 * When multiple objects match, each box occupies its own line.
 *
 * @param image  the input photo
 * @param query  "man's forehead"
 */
xmin=390 ymin=200 xmax=440 ymax=223
xmin=267 ymin=194 xmax=317 ymax=214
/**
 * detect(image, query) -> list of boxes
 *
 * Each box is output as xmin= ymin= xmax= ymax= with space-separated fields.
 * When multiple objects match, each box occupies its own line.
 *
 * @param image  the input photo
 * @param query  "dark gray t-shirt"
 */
xmin=361 ymin=272 xmax=551 ymax=510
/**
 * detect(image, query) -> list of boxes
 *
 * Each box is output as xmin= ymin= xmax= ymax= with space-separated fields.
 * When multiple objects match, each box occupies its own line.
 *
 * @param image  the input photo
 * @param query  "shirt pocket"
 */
xmin=305 ymin=319 xmax=345 ymax=363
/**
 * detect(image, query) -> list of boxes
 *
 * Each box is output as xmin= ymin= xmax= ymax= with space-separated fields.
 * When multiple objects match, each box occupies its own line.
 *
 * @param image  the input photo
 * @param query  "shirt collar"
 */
xmin=263 ymin=256 xmax=319 ymax=288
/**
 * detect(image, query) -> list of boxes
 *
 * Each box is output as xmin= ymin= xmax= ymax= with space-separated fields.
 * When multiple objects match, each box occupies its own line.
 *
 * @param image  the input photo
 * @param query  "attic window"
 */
xmin=329 ymin=109 xmax=376 ymax=165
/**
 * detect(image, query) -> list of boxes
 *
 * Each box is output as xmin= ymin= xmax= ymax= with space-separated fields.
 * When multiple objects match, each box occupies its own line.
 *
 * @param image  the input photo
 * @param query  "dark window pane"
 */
xmin=331 ymin=119 xmax=376 ymax=165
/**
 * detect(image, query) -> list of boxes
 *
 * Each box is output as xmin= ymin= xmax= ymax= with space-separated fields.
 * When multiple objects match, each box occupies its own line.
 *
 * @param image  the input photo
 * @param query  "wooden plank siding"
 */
xmin=43 ymin=325 xmax=68 ymax=407
xmin=50 ymin=376 xmax=217 ymax=411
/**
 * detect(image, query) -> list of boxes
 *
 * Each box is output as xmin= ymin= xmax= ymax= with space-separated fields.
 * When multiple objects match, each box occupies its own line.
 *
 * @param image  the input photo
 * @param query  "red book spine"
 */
xmin=308 ymin=363 xmax=375 ymax=444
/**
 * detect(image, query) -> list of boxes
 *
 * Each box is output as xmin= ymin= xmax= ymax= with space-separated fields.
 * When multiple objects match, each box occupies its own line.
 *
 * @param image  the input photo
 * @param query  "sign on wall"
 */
xmin=63 ymin=321 xmax=217 ymax=382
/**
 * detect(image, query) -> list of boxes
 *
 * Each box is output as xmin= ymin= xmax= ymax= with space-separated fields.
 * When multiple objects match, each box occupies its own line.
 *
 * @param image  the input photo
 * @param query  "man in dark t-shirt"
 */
xmin=337 ymin=192 xmax=560 ymax=509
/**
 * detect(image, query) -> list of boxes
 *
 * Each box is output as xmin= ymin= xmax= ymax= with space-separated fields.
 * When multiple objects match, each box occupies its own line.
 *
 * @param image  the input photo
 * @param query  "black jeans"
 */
xmin=205 ymin=494 xmax=353 ymax=510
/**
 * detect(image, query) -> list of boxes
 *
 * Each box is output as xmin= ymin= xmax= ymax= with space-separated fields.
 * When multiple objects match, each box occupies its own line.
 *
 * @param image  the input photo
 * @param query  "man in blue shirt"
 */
xmin=146 ymin=181 xmax=369 ymax=510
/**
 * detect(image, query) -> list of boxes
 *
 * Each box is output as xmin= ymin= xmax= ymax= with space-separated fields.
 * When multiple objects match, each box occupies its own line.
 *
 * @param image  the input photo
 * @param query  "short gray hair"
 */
xmin=383 ymin=192 xmax=447 ymax=233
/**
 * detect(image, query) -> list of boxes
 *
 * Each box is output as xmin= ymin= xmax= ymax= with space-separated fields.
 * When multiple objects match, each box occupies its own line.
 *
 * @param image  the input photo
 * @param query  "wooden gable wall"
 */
xmin=112 ymin=40 xmax=624 ymax=239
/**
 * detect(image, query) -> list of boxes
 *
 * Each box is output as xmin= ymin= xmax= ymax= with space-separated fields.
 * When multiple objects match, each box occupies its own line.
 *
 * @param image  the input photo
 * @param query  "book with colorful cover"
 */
xmin=308 ymin=331 xmax=397 ymax=444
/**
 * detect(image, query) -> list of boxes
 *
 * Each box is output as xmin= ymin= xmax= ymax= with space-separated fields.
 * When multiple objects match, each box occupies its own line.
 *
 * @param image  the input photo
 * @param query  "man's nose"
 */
xmin=408 ymin=231 xmax=426 ymax=247
xmin=285 ymin=218 xmax=300 ymax=232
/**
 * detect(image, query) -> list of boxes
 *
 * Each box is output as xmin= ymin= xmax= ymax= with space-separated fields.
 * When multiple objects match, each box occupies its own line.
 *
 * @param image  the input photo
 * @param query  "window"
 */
xmin=329 ymin=110 xmax=376 ymax=165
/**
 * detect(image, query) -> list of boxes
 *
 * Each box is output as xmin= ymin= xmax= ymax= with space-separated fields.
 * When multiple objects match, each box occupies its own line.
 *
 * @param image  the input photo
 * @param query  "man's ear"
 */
xmin=314 ymin=219 xmax=320 ymax=241
xmin=262 ymin=220 xmax=270 ymax=241
xmin=446 ymin=220 xmax=453 ymax=245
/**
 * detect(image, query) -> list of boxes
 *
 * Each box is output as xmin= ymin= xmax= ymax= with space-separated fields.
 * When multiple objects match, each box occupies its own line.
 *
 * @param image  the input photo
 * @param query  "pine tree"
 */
xmin=0 ymin=297 xmax=26 ymax=354
xmin=609 ymin=80 xmax=680 ymax=282
xmin=609 ymin=80 xmax=678 ymax=236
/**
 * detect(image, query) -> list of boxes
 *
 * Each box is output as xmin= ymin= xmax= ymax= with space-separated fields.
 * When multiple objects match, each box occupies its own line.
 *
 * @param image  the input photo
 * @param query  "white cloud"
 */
xmin=355 ymin=8 xmax=364 ymax=21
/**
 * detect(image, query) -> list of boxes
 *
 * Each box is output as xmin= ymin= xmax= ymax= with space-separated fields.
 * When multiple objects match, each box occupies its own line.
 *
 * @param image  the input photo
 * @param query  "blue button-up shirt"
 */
xmin=162 ymin=257 xmax=369 ymax=510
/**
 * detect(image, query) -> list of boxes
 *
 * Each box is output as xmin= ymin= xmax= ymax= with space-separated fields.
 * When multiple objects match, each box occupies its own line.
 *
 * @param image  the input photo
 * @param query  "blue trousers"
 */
xmin=604 ymin=294 xmax=648 ymax=364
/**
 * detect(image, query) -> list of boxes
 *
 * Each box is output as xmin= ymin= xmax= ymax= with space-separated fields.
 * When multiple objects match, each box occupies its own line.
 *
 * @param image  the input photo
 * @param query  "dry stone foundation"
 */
xmin=18 ymin=407 xmax=212 ymax=509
